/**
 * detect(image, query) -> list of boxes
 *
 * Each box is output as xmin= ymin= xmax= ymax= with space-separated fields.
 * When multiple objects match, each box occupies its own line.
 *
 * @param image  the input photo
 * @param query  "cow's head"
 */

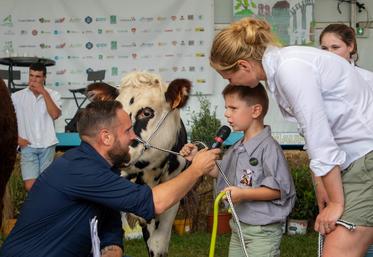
xmin=116 ymin=71 xmax=191 ymax=169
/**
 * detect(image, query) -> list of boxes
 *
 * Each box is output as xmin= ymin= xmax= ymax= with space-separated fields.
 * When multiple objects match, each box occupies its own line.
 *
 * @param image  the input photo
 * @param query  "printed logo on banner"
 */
xmin=111 ymin=67 xmax=118 ymax=76
xmin=116 ymin=29 xmax=129 ymax=33
xmin=164 ymin=28 xmax=173 ymax=32
xmin=105 ymin=29 xmax=114 ymax=34
xmin=195 ymin=52 xmax=205 ymax=57
xmin=187 ymin=15 xmax=194 ymax=20
xmin=98 ymin=54 xmax=103 ymax=60
xmin=66 ymin=30 xmax=79 ymax=34
xmin=55 ymin=17 xmax=65 ymax=23
xmin=69 ymin=43 xmax=83 ymax=48
xmin=96 ymin=43 xmax=107 ymax=48
xmin=54 ymin=82 xmax=66 ymax=87
xmin=139 ymin=17 xmax=153 ymax=22
xmin=83 ymin=55 xmax=94 ymax=59
xmin=106 ymin=55 xmax=115 ymax=59
xmin=85 ymin=16 xmax=93 ymax=24
xmin=39 ymin=18 xmax=51 ymax=23
xmin=119 ymin=17 xmax=136 ymax=22
xmin=40 ymin=43 xmax=51 ymax=49
xmin=110 ymin=15 xmax=117 ymax=24
xmin=68 ymin=55 xmax=79 ymax=59
xmin=69 ymin=17 xmax=81 ymax=23
xmin=56 ymin=69 xmax=67 ymax=75
xmin=2 ymin=15 xmax=13 ymax=27
xmin=157 ymin=16 xmax=167 ymax=21
xmin=54 ymin=56 xmax=64 ymax=60
xmin=196 ymin=79 xmax=206 ymax=83
xmin=98 ymin=29 xmax=103 ymax=34
xmin=55 ymin=43 xmax=66 ymax=49
xmin=18 ymin=44 xmax=36 ymax=48
xmin=41 ymin=30 xmax=52 ymax=34
xmin=96 ymin=17 xmax=106 ymax=22
xmin=82 ymin=30 xmax=94 ymax=34
xmin=195 ymin=27 xmax=205 ymax=32
xmin=131 ymin=28 xmax=136 ymax=33
xmin=140 ymin=42 xmax=153 ymax=47
xmin=111 ymin=41 xmax=117 ymax=50
xmin=54 ymin=30 xmax=64 ymax=35
xmin=85 ymin=42 xmax=93 ymax=49
xmin=171 ymin=16 xmax=177 ymax=21
xmin=20 ymin=30 xmax=28 ymax=35
xmin=18 ymin=18 xmax=36 ymax=23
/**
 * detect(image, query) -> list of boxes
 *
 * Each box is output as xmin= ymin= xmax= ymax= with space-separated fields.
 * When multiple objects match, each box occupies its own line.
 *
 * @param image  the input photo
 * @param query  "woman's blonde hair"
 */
xmin=210 ymin=17 xmax=280 ymax=72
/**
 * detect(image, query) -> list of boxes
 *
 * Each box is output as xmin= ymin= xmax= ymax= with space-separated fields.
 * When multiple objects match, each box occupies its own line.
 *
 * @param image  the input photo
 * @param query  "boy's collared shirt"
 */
xmin=217 ymin=126 xmax=295 ymax=225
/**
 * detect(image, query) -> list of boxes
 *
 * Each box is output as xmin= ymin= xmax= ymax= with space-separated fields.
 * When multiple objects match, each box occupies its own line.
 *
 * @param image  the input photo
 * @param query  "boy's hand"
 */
xmin=180 ymin=143 xmax=198 ymax=161
xmin=223 ymin=186 xmax=245 ymax=204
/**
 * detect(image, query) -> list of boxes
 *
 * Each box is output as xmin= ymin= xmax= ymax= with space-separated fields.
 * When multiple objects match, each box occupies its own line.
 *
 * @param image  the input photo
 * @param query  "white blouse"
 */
xmin=262 ymin=46 xmax=373 ymax=176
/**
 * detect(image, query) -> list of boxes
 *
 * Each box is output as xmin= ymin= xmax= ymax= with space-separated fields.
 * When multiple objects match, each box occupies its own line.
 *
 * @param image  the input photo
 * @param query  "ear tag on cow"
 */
xmin=249 ymin=157 xmax=258 ymax=166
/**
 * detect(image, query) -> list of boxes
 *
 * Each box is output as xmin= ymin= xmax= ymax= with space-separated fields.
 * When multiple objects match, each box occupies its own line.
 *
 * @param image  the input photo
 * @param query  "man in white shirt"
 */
xmin=12 ymin=63 xmax=61 ymax=191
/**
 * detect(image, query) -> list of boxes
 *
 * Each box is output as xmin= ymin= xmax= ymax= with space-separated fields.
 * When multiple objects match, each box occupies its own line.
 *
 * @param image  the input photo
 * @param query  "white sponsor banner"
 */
xmin=0 ymin=0 xmax=214 ymax=96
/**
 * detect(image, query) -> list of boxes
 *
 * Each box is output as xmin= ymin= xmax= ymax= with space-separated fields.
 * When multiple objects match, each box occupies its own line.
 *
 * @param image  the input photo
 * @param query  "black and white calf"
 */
xmin=116 ymin=71 xmax=191 ymax=257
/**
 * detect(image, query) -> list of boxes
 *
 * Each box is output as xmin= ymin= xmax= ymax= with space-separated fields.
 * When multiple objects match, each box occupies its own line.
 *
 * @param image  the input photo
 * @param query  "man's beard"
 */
xmin=108 ymin=143 xmax=131 ymax=168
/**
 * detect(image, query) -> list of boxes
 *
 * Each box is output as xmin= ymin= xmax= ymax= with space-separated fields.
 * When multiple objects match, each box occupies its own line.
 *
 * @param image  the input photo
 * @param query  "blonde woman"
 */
xmin=210 ymin=17 xmax=373 ymax=257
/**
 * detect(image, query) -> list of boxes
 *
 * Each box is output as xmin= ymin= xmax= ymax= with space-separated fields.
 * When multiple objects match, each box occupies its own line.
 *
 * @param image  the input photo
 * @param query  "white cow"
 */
xmin=117 ymin=71 xmax=191 ymax=257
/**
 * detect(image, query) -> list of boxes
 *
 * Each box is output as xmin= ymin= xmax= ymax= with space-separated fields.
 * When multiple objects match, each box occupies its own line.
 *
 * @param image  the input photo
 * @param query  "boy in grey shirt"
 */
xmin=181 ymin=83 xmax=295 ymax=257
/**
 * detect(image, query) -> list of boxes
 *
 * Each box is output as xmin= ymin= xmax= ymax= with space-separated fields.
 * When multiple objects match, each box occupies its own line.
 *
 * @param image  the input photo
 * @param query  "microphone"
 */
xmin=210 ymin=125 xmax=231 ymax=149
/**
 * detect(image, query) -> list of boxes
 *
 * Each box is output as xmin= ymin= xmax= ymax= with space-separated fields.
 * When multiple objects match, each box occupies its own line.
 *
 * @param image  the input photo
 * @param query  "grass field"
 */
xmin=124 ymin=231 xmax=318 ymax=257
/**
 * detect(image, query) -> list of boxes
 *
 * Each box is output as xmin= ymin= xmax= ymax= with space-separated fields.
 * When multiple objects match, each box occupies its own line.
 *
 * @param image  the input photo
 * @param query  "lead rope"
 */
xmin=209 ymin=162 xmax=249 ymax=257
xmin=317 ymin=219 xmax=356 ymax=257
xmin=128 ymin=110 xmax=173 ymax=165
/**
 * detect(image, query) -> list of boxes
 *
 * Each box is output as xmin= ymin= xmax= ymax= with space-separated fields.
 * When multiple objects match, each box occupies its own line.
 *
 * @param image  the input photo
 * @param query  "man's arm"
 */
xmin=152 ymin=148 xmax=220 ymax=214
xmin=41 ymin=90 xmax=61 ymax=120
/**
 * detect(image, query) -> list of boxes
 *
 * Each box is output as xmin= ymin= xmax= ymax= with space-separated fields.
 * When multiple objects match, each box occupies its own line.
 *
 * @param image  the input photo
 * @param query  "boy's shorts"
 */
xmin=228 ymin=219 xmax=282 ymax=257
xmin=20 ymin=146 xmax=55 ymax=180
xmin=340 ymin=151 xmax=373 ymax=226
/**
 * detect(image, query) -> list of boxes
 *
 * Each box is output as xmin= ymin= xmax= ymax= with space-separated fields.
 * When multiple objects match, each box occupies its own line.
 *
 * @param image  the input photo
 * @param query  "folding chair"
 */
xmin=65 ymin=70 xmax=106 ymax=132
xmin=0 ymin=69 xmax=26 ymax=93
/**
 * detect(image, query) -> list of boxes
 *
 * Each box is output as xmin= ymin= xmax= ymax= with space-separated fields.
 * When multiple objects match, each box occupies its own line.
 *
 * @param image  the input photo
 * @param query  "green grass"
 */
xmin=124 ymin=231 xmax=318 ymax=257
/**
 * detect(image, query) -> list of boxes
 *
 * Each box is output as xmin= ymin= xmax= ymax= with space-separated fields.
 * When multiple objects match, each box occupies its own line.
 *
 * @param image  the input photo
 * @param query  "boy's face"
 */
xmin=224 ymin=93 xmax=257 ymax=132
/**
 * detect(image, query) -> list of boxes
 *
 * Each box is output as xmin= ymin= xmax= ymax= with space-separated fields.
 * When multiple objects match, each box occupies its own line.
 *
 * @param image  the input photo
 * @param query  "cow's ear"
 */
xmin=165 ymin=79 xmax=191 ymax=109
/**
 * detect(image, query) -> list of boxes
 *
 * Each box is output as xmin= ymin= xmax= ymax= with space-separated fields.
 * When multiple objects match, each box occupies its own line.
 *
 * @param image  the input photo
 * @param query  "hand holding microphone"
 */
xmin=180 ymin=125 xmax=231 ymax=160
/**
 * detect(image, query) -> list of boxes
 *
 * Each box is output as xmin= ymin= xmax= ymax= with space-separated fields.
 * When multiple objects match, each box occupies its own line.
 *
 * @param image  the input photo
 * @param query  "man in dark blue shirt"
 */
xmin=0 ymin=101 xmax=219 ymax=257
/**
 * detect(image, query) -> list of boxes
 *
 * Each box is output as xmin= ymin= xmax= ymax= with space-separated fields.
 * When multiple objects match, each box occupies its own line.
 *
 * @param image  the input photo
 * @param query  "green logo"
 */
xmin=249 ymin=157 xmax=258 ymax=166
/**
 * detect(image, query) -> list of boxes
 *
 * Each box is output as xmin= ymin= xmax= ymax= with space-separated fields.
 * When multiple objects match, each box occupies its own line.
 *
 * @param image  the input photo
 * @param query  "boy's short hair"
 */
xmin=30 ymin=63 xmax=47 ymax=76
xmin=222 ymin=83 xmax=269 ymax=119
